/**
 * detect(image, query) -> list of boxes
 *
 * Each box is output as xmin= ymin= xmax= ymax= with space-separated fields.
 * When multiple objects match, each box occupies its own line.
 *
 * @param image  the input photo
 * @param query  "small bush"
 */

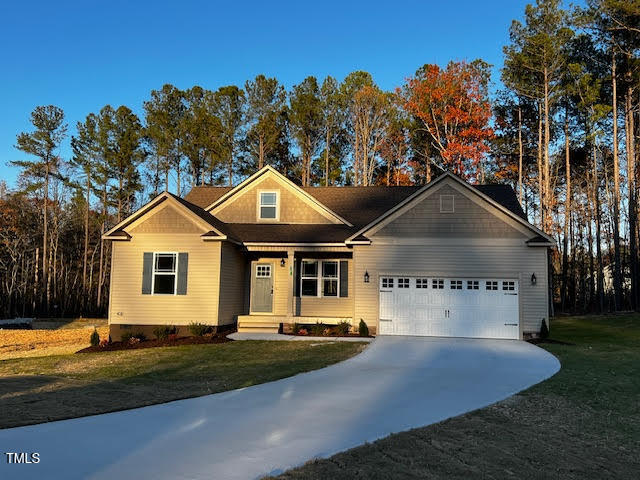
xmin=540 ymin=318 xmax=549 ymax=339
xmin=311 ymin=322 xmax=325 ymax=336
xmin=168 ymin=333 xmax=178 ymax=341
xmin=90 ymin=328 xmax=100 ymax=347
xmin=291 ymin=323 xmax=300 ymax=335
xmin=188 ymin=322 xmax=211 ymax=337
xmin=358 ymin=319 xmax=369 ymax=336
xmin=298 ymin=328 xmax=308 ymax=335
xmin=120 ymin=332 xmax=134 ymax=343
xmin=132 ymin=332 xmax=146 ymax=341
xmin=335 ymin=320 xmax=351 ymax=336
xmin=128 ymin=337 xmax=141 ymax=345
xmin=153 ymin=325 xmax=177 ymax=340
xmin=99 ymin=339 xmax=109 ymax=347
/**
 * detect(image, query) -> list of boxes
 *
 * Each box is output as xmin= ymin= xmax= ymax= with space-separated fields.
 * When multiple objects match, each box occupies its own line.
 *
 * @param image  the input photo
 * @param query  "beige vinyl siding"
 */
xmin=295 ymin=259 xmax=354 ymax=317
xmin=218 ymin=242 xmax=247 ymax=324
xmin=375 ymin=184 xmax=527 ymax=239
xmin=353 ymin=241 xmax=549 ymax=335
xmin=129 ymin=204 xmax=204 ymax=234
xmin=109 ymin=234 xmax=222 ymax=326
xmin=214 ymin=177 xmax=332 ymax=224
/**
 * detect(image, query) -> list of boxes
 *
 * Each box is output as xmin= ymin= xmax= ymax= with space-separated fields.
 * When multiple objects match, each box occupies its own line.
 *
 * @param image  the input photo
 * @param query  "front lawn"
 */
xmin=271 ymin=314 xmax=640 ymax=479
xmin=0 ymin=340 xmax=366 ymax=429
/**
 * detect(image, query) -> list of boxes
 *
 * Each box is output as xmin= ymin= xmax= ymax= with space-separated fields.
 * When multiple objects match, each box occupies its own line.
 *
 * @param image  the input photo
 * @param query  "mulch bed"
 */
xmin=291 ymin=333 xmax=374 ymax=338
xmin=76 ymin=334 xmax=232 ymax=353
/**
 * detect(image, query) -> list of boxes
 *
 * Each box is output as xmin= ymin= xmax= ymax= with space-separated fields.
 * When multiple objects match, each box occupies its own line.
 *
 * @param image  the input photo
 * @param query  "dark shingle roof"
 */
xmin=172 ymin=180 xmax=529 ymax=243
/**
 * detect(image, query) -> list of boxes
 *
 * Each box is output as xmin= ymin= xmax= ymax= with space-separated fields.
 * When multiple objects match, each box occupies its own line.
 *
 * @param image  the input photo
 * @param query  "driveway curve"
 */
xmin=0 ymin=337 xmax=559 ymax=480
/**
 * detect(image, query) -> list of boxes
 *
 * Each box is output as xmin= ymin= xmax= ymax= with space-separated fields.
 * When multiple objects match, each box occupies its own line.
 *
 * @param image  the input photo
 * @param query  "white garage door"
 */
xmin=378 ymin=277 xmax=519 ymax=339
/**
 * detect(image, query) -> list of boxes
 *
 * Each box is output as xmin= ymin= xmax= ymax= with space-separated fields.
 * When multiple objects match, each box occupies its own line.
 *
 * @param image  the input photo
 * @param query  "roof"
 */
xmin=184 ymin=185 xmax=232 ymax=209
xmin=221 ymin=224 xmax=356 ymax=243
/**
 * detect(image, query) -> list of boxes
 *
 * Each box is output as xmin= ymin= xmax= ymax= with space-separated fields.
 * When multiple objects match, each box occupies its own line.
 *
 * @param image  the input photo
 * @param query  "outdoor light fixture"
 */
xmin=280 ymin=258 xmax=286 ymax=267
xmin=364 ymin=271 xmax=370 ymax=283
xmin=531 ymin=273 xmax=537 ymax=285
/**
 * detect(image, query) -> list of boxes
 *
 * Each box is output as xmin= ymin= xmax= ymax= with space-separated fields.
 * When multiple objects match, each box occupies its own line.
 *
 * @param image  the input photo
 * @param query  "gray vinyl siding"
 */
xmin=218 ymin=242 xmax=247 ymax=324
xmin=353 ymin=241 xmax=549 ymax=336
xmin=375 ymin=184 xmax=527 ymax=239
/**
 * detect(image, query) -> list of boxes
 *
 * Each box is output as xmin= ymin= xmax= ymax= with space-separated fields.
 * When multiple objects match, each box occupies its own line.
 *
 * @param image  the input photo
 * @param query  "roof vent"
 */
xmin=440 ymin=194 xmax=454 ymax=213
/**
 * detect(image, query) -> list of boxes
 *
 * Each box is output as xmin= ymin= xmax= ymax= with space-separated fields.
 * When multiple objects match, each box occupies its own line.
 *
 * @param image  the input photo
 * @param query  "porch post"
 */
xmin=287 ymin=249 xmax=295 ymax=320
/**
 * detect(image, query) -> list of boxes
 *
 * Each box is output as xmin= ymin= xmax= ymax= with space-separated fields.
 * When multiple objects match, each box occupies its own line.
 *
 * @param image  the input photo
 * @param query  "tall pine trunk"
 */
xmin=611 ymin=53 xmax=623 ymax=310
xmin=561 ymin=112 xmax=570 ymax=312
xmin=518 ymin=104 xmax=523 ymax=205
xmin=626 ymin=88 xmax=638 ymax=310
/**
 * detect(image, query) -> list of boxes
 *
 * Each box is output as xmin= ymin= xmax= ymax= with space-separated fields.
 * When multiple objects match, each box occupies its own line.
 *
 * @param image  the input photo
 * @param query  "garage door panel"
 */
xmin=379 ymin=276 xmax=519 ymax=339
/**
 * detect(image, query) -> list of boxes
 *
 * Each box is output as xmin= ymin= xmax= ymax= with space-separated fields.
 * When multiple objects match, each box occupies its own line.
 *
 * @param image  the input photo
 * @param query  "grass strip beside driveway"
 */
xmin=0 ymin=340 xmax=366 ymax=429
xmin=270 ymin=315 xmax=640 ymax=480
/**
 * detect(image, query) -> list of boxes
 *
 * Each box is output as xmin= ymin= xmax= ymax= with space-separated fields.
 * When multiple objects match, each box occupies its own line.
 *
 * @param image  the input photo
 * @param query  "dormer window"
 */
xmin=259 ymin=191 xmax=279 ymax=221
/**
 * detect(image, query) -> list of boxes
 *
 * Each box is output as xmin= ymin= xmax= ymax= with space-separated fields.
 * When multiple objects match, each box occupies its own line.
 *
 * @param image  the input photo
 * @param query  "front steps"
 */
xmin=237 ymin=319 xmax=280 ymax=333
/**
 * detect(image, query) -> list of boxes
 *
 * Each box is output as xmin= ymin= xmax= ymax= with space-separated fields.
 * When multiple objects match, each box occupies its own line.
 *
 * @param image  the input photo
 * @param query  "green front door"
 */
xmin=251 ymin=263 xmax=273 ymax=313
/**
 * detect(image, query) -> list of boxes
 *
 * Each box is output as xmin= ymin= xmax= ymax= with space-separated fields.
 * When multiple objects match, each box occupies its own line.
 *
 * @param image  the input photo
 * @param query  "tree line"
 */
xmin=1 ymin=0 xmax=638 ymax=319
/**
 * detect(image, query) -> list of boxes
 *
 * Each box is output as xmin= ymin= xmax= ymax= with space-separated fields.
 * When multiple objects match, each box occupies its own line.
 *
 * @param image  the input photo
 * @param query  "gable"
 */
xmin=213 ymin=174 xmax=335 ymax=224
xmin=127 ymin=204 xmax=208 ymax=234
xmin=372 ymin=183 xmax=529 ymax=240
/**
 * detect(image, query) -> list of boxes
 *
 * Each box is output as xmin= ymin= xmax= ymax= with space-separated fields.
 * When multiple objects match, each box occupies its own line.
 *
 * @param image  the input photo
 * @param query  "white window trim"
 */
xmin=300 ymin=259 xmax=341 ymax=298
xmin=151 ymin=252 xmax=178 ymax=296
xmin=257 ymin=189 xmax=280 ymax=222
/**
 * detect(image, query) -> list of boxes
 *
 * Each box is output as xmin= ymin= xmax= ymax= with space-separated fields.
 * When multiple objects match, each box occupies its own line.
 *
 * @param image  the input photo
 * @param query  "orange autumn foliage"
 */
xmin=400 ymin=61 xmax=494 ymax=182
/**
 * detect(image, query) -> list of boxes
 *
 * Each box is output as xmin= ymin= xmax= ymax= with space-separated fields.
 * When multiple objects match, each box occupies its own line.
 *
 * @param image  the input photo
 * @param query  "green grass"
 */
xmin=271 ymin=314 xmax=640 ymax=479
xmin=0 ymin=340 xmax=366 ymax=429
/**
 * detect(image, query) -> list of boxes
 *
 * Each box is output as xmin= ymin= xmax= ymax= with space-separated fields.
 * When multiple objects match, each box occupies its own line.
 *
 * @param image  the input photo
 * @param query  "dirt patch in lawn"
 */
xmin=0 ymin=326 xmax=109 ymax=360
xmin=77 ymin=334 xmax=231 ymax=353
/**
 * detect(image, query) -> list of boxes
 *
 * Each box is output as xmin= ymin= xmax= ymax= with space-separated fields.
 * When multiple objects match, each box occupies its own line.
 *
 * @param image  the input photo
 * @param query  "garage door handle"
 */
xmin=504 ymin=323 xmax=518 ymax=326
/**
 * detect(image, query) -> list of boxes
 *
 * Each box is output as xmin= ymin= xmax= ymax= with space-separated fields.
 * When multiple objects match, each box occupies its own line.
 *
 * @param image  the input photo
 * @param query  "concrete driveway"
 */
xmin=0 ymin=337 xmax=559 ymax=480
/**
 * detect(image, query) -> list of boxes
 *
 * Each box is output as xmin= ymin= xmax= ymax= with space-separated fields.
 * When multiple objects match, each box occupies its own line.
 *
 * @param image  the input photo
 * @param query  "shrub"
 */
xmin=311 ymin=322 xmax=325 ymax=336
xmin=298 ymin=328 xmax=308 ymax=335
xmin=99 ymin=339 xmax=109 ymax=347
xmin=168 ymin=333 xmax=179 ymax=341
xmin=358 ymin=319 xmax=369 ymax=337
xmin=188 ymin=322 xmax=211 ymax=337
xmin=335 ymin=320 xmax=351 ymax=336
xmin=291 ymin=323 xmax=300 ymax=335
xmin=153 ymin=325 xmax=177 ymax=340
xmin=90 ymin=328 xmax=100 ymax=347
xmin=120 ymin=332 xmax=134 ymax=343
xmin=540 ymin=318 xmax=549 ymax=339
xmin=128 ymin=337 xmax=141 ymax=345
xmin=132 ymin=332 xmax=146 ymax=341
xmin=323 ymin=328 xmax=332 ymax=336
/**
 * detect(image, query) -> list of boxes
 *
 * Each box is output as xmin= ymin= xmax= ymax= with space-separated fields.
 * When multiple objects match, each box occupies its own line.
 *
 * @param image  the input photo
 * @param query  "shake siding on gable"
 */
xmin=213 ymin=177 xmax=333 ymax=224
xmin=109 ymin=234 xmax=222 ymax=326
xmin=375 ymin=184 xmax=527 ymax=239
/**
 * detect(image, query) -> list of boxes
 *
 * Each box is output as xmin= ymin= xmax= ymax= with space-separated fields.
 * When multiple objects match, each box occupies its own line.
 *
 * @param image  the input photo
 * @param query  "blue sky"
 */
xmin=0 ymin=0 xmax=534 ymax=188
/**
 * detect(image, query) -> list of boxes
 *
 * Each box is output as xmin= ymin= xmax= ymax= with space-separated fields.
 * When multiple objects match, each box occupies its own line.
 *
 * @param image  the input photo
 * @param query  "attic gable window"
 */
xmin=259 ymin=191 xmax=279 ymax=221
xmin=440 ymin=194 xmax=454 ymax=213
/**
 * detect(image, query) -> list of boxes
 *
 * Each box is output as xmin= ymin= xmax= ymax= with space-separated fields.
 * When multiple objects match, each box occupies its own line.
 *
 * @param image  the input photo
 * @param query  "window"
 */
xmin=381 ymin=277 xmax=394 ymax=289
xmin=486 ymin=281 xmax=498 ymax=291
xmin=502 ymin=281 xmax=515 ymax=291
xmin=450 ymin=280 xmax=463 ymax=290
xmin=432 ymin=278 xmax=444 ymax=289
xmin=301 ymin=260 xmax=318 ymax=296
xmin=416 ymin=278 xmax=429 ymax=289
xmin=322 ymin=261 xmax=339 ymax=296
xmin=398 ymin=278 xmax=410 ymax=288
xmin=440 ymin=194 xmax=455 ymax=213
xmin=256 ymin=264 xmax=271 ymax=277
xmin=301 ymin=260 xmax=341 ymax=297
xmin=467 ymin=280 xmax=479 ymax=290
xmin=259 ymin=191 xmax=278 ymax=220
xmin=153 ymin=253 xmax=177 ymax=295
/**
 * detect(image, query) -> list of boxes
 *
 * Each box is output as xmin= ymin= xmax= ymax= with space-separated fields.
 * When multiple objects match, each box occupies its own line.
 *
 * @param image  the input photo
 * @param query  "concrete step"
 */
xmin=237 ymin=325 xmax=279 ymax=333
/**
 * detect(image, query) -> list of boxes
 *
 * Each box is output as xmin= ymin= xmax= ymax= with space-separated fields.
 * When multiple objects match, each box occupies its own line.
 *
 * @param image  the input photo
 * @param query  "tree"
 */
xmin=244 ymin=75 xmax=287 ymax=170
xmin=289 ymin=76 xmax=324 ymax=186
xmin=401 ymin=60 xmax=494 ymax=182
xmin=379 ymin=95 xmax=410 ymax=185
xmin=12 ymin=105 xmax=67 ymax=313
xmin=503 ymin=0 xmax=573 ymax=230
xmin=212 ymin=85 xmax=245 ymax=186
xmin=319 ymin=76 xmax=346 ymax=186
xmin=144 ymin=84 xmax=185 ymax=194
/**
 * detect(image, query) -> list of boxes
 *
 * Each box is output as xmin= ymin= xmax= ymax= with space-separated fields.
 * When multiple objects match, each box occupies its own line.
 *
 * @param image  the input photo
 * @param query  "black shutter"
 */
xmin=177 ymin=253 xmax=188 ymax=295
xmin=142 ymin=252 xmax=153 ymax=294
xmin=294 ymin=258 xmax=301 ymax=297
xmin=340 ymin=260 xmax=348 ymax=297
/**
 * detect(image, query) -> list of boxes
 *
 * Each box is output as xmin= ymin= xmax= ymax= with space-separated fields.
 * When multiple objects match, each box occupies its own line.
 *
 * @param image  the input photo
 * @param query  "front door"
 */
xmin=251 ymin=263 xmax=273 ymax=313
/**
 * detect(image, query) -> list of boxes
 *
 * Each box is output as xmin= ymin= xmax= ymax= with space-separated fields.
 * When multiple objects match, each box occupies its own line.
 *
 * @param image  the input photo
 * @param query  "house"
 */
xmin=103 ymin=166 xmax=555 ymax=340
